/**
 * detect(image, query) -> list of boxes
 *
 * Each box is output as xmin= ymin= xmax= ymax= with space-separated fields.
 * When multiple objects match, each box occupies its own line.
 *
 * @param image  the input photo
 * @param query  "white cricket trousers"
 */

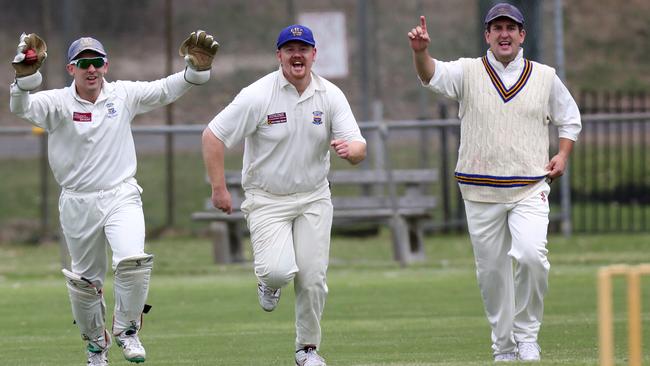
xmin=59 ymin=178 xmax=147 ymax=288
xmin=463 ymin=182 xmax=551 ymax=355
xmin=241 ymin=183 xmax=333 ymax=350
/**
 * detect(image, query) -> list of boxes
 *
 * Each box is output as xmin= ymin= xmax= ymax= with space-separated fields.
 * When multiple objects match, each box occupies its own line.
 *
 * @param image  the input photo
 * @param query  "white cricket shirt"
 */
xmin=10 ymin=71 xmax=193 ymax=192
xmin=208 ymin=68 xmax=365 ymax=195
xmin=426 ymin=49 xmax=582 ymax=141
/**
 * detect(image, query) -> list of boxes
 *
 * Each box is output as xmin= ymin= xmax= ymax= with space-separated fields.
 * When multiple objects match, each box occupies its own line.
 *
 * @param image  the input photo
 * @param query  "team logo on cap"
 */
xmin=290 ymin=27 xmax=304 ymax=36
xmin=80 ymin=37 xmax=95 ymax=47
xmin=312 ymin=111 xmax=323 ymax=125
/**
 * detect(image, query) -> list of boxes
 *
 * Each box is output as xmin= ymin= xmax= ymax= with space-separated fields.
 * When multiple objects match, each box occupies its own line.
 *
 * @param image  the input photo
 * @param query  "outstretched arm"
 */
xmin=407 ymin=16 xmax=435 ymax=84
xmin=179 ymin=30 xmax=219 ymax=85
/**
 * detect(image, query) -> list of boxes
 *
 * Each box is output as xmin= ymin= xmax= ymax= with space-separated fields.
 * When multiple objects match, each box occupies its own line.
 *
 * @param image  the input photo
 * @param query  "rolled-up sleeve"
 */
xmin=425 ymin=58 xmax=464 ymax=101
xmin=549 ymin=75 xmax=582 ymax=141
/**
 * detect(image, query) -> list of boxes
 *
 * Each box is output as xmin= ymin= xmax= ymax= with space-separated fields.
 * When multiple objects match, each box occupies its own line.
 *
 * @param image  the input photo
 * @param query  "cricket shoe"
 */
xmin=295 ymin=346 xmax=326 ymax=366
xmin=517 ymin=342 xmax=541 ymax=362
xmin=86 ymin=334 xmax=111 ymax=366
xmin=115 ymin=326 xmax=146 ymax=363
xmin=257 ymin=283 xmax=281 ymax=312
xmin=493 ymin=352 xmax=517 ymax=362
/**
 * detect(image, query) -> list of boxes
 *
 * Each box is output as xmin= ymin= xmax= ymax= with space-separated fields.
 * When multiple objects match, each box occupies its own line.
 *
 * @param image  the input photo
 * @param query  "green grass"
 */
xmin=1 ymin=232 xmax=650 ymax=365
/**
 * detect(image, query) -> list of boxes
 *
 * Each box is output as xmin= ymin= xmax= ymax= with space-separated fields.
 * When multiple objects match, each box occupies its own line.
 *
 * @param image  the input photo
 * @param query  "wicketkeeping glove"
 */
xmin=12 ymin=33 xmax=47 ymax=78
xmin=178 ymin=30 xmax=219 ymax=71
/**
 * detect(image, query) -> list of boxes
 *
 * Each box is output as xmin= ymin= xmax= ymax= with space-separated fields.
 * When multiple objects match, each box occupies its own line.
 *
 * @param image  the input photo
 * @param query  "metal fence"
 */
xmin=2 ymin=110 xmax=649 ymax=241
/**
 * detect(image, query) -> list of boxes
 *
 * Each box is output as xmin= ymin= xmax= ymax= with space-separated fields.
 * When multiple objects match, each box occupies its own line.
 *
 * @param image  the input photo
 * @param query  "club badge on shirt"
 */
xmin=267 ymin=112 xmax=287 ymax=125
xmin=73 ymin=112 xmax=92 ymax=123
xmin=312 ymin=110 xmax=323 ymax=125
xmin=106 ymin=102 xmax=118 ymax=118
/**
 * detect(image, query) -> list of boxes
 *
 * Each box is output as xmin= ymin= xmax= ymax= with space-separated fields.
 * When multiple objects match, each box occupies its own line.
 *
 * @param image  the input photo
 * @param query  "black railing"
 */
xmin=564 ymin=91 xmax=650 ymax=233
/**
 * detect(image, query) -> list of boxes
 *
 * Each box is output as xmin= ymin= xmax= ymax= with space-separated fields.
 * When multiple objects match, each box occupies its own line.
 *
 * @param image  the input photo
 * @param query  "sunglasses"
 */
xmin=69 ymin=57 xmax=107 ymax=69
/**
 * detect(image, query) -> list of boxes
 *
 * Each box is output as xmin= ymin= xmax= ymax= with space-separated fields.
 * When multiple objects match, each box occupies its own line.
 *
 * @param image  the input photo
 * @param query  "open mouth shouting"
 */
xmin=291 ymin=59 xmax=305 ymax=73
xmin=498 ymin=40 xmax=512 ymax=51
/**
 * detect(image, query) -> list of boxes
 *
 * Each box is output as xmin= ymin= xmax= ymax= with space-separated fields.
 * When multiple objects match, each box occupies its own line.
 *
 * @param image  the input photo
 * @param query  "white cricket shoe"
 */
xmin=494 ymin=352 xmax=517 ymax=362
xmin=518 ymin=342 xmax=541 ymax=362
xmin=86 ymin=335 xmax=111 ymax=366
xmin=115 ymin=326 xmax=146 ymax=363
xmin=257 ymin=283 xmax=281 ymax=312
xmin=295 ymin=346 xmax=326 ymax=366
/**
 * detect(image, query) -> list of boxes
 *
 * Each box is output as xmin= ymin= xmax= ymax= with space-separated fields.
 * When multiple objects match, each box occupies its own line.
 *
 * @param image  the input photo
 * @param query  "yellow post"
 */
xmin=627 ymin=269 xmax=641 ymax=366
xmin=598 ymin=267 xmax=614 ymax=366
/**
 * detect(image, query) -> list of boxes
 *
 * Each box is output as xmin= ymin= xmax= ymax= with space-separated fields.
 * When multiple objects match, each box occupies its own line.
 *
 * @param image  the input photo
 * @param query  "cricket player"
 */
xmin=408 ymin=3 xmax=581 ymax=362
xmin=9 ymin=31 xmax=218 ymax=365
xmin=202 ymin=24 xmax=366 ymax=366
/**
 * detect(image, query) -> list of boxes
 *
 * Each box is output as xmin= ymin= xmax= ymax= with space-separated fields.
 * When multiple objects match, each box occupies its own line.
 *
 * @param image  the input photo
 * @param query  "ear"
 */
xmin=276 ymin=49 xmax=282 ymax=63
xmin=66 ymin=64 xmax=75 ymax=76
xmin=484 ymin=29 xmax=490 ymax=44
xmin=520 ymin=29 xmax=526 ymax=43
xmin=312 ymin=47 xmax=317 ymax=62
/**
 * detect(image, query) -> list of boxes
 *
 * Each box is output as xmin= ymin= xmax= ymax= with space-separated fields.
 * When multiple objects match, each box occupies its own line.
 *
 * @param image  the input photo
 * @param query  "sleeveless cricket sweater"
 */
xmin=455 ymin=56 xmax=556 ymax=203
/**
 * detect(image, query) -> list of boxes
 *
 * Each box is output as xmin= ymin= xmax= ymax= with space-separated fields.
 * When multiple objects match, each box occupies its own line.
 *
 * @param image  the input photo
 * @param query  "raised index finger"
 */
xmin=420 ymin=15 xmax=427 ymax=31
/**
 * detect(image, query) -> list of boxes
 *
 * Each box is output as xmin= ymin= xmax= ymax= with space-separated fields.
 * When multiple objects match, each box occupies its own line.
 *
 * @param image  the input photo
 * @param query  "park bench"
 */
xmin=191 ymin=168 xmax=438 ymax=266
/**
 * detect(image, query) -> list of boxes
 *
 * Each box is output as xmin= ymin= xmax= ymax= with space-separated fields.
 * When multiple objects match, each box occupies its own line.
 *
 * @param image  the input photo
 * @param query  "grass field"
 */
xmin=1 ymin=231 xmax=650 ymax=365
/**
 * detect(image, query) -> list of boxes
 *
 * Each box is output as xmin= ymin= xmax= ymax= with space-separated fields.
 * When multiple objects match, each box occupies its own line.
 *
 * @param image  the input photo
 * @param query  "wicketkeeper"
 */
xmin=9 ymin=31 xmax=218 ymax=366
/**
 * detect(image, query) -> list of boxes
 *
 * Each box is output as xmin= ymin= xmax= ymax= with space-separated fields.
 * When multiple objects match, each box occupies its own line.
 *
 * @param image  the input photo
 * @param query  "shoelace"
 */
xmin=301 ymin=347 xmax=323 ymax=362
xmin=518 ymin=342 xmax=539 ymax=354
xmin=120 ymin=334 xmax=143 ymax=351
xmin=259 ymin=284 xmax=280 ymax=298
xmin=265 ymin=287 xmax=280 ymax=297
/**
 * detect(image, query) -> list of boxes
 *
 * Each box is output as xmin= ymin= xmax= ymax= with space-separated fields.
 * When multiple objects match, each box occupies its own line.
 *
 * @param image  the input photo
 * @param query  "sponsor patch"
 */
xmin=73 ymin=112 xmax=92 ymax=122
xmin=267 ymin=112 xmax=287 ymax=125
xmin=312 ymin=110 xmax=323 ymax=125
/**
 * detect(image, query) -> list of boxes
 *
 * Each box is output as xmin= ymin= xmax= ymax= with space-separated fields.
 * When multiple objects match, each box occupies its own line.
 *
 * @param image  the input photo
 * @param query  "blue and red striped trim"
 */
xmin=455 ymin=172 xmax=545 ymax=188
xmin=481 ymin=56 xmax=532 ymax=103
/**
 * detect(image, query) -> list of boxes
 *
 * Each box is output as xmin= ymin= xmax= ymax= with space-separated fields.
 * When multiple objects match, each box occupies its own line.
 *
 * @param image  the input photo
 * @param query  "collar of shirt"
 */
xmin=486 ymin=48 xmax=525 ymax=87
xmin=277 ymin=67 xmax=326 ymax=100
xmin=69 ymin=78 xmax=111 ymax=105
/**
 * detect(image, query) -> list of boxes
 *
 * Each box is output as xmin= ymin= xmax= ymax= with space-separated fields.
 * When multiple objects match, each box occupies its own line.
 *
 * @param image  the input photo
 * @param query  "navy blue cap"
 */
xmin=67 ymin=37 xmax=106 ymax=62
xmin=484 ymin=3 xmax=524 ymax=25
xmin=276 ymin=24 xmax=315 ymax=49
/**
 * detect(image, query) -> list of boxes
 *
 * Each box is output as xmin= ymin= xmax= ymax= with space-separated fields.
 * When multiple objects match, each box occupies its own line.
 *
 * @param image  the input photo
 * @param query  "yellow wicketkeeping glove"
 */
xmin=12 ymin=33 xmax=47 ymax=78
xmin=178 ymin=30 xmax=219 ymax=71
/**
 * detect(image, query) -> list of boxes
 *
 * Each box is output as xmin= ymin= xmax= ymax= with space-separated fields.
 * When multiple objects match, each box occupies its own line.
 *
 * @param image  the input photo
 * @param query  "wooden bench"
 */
xmin=192 ymin=168 xmax=438 ymax=266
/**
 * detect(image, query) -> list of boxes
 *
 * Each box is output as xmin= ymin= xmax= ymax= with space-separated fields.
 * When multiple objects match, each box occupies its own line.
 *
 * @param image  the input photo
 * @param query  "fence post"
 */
xmin=164 ymin=0 xmax=175 ymax=228
xmin=438 ymin=103 xmax=451 ymax=232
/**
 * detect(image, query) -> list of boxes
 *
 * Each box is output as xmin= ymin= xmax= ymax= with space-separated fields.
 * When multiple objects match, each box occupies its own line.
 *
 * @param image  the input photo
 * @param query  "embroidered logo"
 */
xmin=290 ymin=27 xmax=304 ymax=36
xmin=267 ymin=112 xmax=287 ymax=125
xmin=540 ymin=192 xmax=546 ymax=202
xmin=106 ymin=102 xmax=118 ymax=118
xmin=312 ymin=111 xmax=323 ymax=125
xmin=73 ymin=112 xmax=92 ymax=122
